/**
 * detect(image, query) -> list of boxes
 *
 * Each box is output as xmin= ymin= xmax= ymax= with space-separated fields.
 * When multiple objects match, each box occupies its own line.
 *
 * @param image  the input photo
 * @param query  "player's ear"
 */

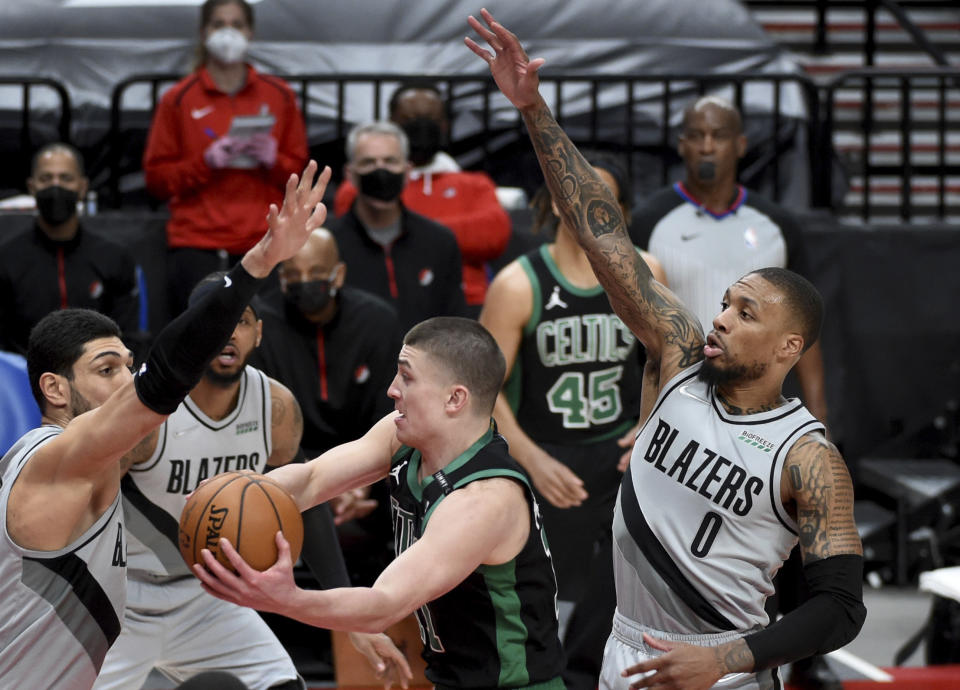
xmin=781 ymin=332 xmax=803 ymax=360
xmin=254 ymin=319 xmax=263 ymax=348
xmin=446 ymin=384 xmax=469 ymax=414
xmin=38 ymin=372 xmax=69 ymax=410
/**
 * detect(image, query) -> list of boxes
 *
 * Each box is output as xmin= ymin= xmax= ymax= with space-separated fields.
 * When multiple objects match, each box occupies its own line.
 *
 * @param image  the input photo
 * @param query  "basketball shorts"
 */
xmin=599 ymin=611 xmax=782 ymax=690
xmin=93 ymin=575 xmax=303 ymax=690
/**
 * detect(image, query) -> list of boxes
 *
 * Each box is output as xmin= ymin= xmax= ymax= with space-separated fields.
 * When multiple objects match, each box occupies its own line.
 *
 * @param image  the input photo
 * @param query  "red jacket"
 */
xmin=143 ymin=65 xmax=307 ymax=254
xmin=334 ymin=161 xmax=510 ymax=306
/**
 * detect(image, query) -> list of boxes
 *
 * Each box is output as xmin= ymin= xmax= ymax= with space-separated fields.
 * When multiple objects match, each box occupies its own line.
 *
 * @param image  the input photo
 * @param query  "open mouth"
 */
xmin=704 ymin=333 xmax=724 ymax=358
xmin=216 ymin=345 xmax=239 ymax=366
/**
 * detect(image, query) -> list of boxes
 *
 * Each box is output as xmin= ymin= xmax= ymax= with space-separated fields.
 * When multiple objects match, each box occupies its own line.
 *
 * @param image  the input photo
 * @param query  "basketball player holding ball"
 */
xmin=0 ymin=161 xmax=329 ymax=689
xmin=196 ymin=317 xmax=566 ymax=690
xmin=94 ymin=273 xmax=409 ymax=690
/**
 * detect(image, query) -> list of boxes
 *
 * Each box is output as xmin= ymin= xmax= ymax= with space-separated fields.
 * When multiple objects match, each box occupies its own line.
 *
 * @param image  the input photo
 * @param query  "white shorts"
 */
xmin=94 ymin=575 xmax=302 ymax=690
xmin=599 ymin=611 xmax=781 ymax=690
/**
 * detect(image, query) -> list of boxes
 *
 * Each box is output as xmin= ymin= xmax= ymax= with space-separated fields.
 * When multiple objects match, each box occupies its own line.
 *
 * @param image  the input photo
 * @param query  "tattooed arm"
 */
xmin=783 ymin=432 xmax=862 ymax=561
xmin=267 ymin=379 xmax=304 ymax=469
xmin=466 ymin=9 xmax=704 ymax=385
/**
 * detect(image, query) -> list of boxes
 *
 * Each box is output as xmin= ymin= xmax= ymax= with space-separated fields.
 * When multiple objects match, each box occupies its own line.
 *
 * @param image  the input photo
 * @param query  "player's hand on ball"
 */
xmin=348 ymin=632 xmax=414 ymax=690
xmin=194 ymin=532 xmax=300 ymax=617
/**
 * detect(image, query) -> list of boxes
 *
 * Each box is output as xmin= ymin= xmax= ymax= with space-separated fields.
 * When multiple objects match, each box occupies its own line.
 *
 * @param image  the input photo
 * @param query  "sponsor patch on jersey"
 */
xmin=236 ymin=420 xmax=259 ymax=435
xmin=738 ymin=429 xmax=774 ymax=452
xmin=418 ymin=268 xmax=434 ymax=286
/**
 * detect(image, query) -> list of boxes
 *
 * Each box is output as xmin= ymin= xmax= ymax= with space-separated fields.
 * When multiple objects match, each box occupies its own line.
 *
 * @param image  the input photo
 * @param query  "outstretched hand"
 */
xmin=465 ymin=8 xmax=545 ymax=111
xmin=241 ymin=160 xmax=332 ymax=277
xmin=193 ymin=531 xmax=300 ymax=617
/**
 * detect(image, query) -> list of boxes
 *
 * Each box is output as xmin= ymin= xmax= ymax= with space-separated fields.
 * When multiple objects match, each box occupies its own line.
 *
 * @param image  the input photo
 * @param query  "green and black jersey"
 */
xmin=505 ymin=244 xmax=643 ymax=445
xmin=388 ymin=423 xmax=565 ymax=689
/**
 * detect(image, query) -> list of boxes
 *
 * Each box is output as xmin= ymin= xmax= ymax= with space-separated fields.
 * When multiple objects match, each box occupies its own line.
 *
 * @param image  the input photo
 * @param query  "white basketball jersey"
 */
xmin=123 ymin=366 xmax=272 ymax=578
xmin=0 ymin=426 xmax=127 ymax=689
xmin=615 ymin=362 xmax=823 ymax=634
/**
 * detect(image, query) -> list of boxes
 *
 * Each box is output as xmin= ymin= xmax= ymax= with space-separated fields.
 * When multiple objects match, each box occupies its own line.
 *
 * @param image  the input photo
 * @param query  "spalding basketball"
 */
xmin=179 ymin=471 xmax=304 ymax=573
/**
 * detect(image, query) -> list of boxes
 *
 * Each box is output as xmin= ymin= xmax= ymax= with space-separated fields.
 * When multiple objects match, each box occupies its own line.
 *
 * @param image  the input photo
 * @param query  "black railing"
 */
xmin=0 ymin=78 xmax=71 ymax=194
xmin=105 ymin=71 xmax=820 ymax=209
xmin=4 ymin=66 xmax=959 ymax=221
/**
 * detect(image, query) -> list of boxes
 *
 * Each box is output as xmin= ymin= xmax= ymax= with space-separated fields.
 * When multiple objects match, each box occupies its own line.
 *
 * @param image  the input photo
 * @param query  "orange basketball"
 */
xmin=179 ymin=471 xmax=304 ymax=573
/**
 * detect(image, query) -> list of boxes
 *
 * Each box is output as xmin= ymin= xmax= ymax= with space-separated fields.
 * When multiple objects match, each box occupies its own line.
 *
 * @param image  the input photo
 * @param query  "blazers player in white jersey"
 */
xmin=468 ymin=10 xmax=865 ymax=690
xmin=0 ymin=160 xmax=333 ymax=689
xmin=95 ymin=275 xmax=410 ymax=690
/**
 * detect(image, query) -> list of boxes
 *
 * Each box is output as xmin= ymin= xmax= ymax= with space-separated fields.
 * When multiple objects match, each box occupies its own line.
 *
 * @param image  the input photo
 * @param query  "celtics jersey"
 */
xmin=0 ymin=426 xmax=126 ymax=688
xmin=506 ymin=244 xmax=642 ymax=445
xmin=615 ymin=363 xmax=824 ymax=634
xmin=389 ymin=424 xmax=564 ymax=689
xmin=123 ymin=366 xmax=272 ymax=579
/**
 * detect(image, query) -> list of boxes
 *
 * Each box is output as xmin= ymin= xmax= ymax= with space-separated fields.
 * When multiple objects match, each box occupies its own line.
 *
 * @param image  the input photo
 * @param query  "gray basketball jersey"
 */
xmin=0 ymin=426 xmax=127 ymax=688
xmin=615 ymin=362 xmax=823 ymax=634
xmin=647 ymin=186 xmax=787 ymax=332
xmin=123 ymin=366 xmax=272 ymax=578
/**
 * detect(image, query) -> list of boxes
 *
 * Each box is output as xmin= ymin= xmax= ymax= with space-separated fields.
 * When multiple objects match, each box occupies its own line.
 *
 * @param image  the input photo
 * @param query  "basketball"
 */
xmin=179 ymin=471 xmax=304 ymax=573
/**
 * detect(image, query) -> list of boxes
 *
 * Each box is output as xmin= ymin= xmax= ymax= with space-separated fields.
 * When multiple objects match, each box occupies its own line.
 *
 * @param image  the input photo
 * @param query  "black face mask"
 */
xmin=402 ymin=117 xmax=444 ymax=167
xmin=358 ymin=168 xmax=405 ymax=202
xmin=697 ymin=161 xmax=716 ymax=182
xmin=285 ymin=279 xmax=336 ymax=315
xmin=35 ymin=185 xmax=78 ymax=226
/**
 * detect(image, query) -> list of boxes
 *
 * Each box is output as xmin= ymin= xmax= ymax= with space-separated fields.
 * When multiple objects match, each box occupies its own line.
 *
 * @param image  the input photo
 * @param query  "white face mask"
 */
xmin=205 ymin=27 xmax=249 ymax=64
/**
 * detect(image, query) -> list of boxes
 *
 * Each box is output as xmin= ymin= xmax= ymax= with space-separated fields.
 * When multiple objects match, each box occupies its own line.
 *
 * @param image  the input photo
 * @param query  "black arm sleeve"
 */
xmin=746 ymin=554 xmax=867 ymax=670
xmin=267 ymin=447 xmax=352 ymax=589
xmin=134 ymin=262 xmax=262 ymax=414
xmin=299 ymin=503 xmax=352 ymax=589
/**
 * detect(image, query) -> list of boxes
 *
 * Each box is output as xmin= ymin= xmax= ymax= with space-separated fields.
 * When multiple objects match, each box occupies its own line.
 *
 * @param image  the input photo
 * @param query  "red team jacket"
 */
xmin=143 ymin=65 xmax=308 ymax=254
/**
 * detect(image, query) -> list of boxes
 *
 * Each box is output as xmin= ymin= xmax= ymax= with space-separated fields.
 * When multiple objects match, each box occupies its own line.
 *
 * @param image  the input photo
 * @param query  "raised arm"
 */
xmin=465 ymin=10 xmax=703 ymax=380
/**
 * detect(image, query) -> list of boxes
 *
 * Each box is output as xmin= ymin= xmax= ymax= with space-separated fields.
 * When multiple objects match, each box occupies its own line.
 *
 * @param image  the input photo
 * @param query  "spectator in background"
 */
xmin=327 ymin=121 xmax=466 ymax=333
xmin=630 ymin=95 xmax=838 ymax=690
xmin=480 ymin=153 xmax=666 ymax=690
xmin=250 ymin=228 xmax=401 ymax=584
xmin=334 ymin=83 xmax=511 ymax=317
xmin=0 ymin=143 xmax=139 ymax=355
xmin=143 ymin=0 xmax=307 ymax=317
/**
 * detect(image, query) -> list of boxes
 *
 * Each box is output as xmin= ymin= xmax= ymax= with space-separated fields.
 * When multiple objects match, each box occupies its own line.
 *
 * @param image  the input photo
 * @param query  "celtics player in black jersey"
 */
xmin=468 ymin=10 xmax=864 ymax=690
xmin=481 ymin=157 xmax=666 ymax=690
xmin=195 ymin=317 xmax=565 ymax=690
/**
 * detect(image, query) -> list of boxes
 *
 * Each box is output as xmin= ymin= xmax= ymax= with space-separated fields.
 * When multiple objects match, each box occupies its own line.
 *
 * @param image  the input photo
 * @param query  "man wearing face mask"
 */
xmin=333 ymin=84 xmax=510 ymax=317
xmin=630 ymin=96 xmax=838 ymax=690
xmin=327 ymin=121 xmax=467 ymax=332
xmin=0 ymin=143 xmax=139 ymax=355
xmin=249 ymin=228 xmax=401 ymax=584
xmin=143 ymin=0 xmax=307 ymax=319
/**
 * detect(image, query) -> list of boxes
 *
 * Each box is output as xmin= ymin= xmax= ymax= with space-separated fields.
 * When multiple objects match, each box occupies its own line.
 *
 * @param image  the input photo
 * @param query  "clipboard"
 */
xmin=227 ymin=113 xmax=276 ymax=168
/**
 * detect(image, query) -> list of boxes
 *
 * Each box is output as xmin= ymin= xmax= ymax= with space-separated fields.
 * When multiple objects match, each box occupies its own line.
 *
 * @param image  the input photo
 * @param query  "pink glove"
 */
xmin=203 ymin=136 xmax=238 ymax=169
xmin=242 ymin=132 xmax=278 ymax=168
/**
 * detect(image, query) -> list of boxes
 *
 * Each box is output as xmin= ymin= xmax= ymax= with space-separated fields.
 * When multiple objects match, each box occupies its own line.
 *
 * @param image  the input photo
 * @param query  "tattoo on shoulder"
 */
xmin=789 ymin=434 xmax=861 ymax=561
